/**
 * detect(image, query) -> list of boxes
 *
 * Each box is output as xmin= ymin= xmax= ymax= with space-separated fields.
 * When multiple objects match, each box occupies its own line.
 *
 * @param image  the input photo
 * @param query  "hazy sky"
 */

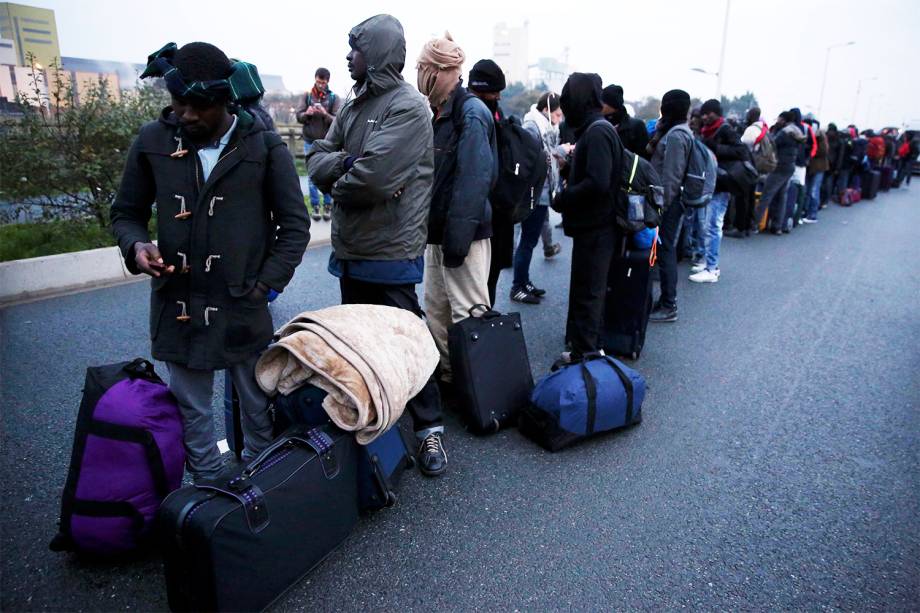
xmin=32 ymin=0 xmax=920 ymax=128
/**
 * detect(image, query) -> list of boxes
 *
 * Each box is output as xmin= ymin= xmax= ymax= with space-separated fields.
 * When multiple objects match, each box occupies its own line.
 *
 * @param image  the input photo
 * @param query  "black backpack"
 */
xmin=452 ymin=97 xmax=547 ymax=223
xmin=616 ymin=148 xmax=663 ymax=232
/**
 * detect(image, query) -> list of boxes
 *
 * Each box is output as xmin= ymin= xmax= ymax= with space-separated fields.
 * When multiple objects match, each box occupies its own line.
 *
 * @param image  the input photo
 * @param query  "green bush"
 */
xmin=0 ymin=217 xmax=157 ymax=262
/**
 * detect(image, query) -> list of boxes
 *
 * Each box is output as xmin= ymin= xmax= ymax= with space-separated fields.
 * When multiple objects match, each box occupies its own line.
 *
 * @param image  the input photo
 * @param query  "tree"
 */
xmin=720 ymin=91 xmax=759 ymax=120
xmin=0 ymin=55 xmax=167 ymax=229
xmin=632 ymin=97 xmax=662 ymax=122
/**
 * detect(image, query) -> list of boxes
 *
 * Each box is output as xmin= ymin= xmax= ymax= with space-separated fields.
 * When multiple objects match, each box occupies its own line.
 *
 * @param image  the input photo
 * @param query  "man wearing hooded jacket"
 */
xmin=551 ymin=72 xmax=624 ymax=358
xmin=307 ymin=14 xmax=447 ymax=476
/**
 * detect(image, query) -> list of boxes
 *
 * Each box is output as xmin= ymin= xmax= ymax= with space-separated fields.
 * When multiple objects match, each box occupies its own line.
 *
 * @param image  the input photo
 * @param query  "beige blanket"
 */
xmin=255 ymin=304 xmax=439 ymax=444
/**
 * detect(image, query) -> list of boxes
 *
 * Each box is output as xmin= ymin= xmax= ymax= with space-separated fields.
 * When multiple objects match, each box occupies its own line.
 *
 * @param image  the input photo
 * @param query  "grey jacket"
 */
xmin=306 ymin=15 xmax=434 ymax=262
xmin=651 ymin=123 xmax=693 ymax=209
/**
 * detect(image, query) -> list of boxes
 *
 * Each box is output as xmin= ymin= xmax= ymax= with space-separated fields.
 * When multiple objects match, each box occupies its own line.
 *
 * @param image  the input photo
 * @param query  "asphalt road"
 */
xmin=2 ymin=185 xmax=918 ymax=611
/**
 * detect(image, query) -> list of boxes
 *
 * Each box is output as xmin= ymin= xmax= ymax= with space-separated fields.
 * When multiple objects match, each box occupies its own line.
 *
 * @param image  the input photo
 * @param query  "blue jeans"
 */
xmin=303 ymin=142 xmax=330 ymax=207
xmin=704 ymin=192 xmax=730 ymax=270
xmin=512 ymin=205 xmax=548 ymax=289
xmin=806 ymin=171 xmax=824 ymax=220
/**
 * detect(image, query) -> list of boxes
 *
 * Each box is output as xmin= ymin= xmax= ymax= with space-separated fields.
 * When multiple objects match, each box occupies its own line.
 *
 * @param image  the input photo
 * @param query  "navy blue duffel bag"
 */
xmin=519 ymin=352 xmax=646 ymax=451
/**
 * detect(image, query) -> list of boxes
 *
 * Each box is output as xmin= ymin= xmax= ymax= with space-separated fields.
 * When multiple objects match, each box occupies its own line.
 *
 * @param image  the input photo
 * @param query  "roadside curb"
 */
xmin=0 ymin=236 xmax=331 ymax=308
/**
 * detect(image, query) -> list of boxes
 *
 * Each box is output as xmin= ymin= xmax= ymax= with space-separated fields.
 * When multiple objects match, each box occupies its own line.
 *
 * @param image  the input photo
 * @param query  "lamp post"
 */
xmin=691 ymin=67 xmax=719 ymax=99
xmin=852 ymin=76 xmax=878 ymax=127
xmin=817 ymin=41 xmax=855 ymax=119
xmin=715 ymin=0 xmax=731 ymax=99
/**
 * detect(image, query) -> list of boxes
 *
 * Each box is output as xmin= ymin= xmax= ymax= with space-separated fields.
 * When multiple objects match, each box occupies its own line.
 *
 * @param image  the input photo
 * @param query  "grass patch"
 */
xmin=0 ymin=218 xmax=158 ymax=262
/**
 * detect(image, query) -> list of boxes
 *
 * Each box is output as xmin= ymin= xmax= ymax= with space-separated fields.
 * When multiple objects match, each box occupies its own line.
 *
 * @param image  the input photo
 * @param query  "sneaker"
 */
xmin=689 ymin=268 xmax=720 ymax=283
xmin=322 ymin=206 xmax=332 ymax=222
xmin=724 ymin=229 xmax=746 ymax=238
xmin=649 ymin=303 xmax=678 ymax=323
xmin=691 ymin=262 xmax=707 ymax=274
xmin=417 ymin=432 xmax=447 ymax=477
xmin=523 ymin=282 xmax=546 ymax=297
xmin=801 ymin=217 xmax=818 ymax=224
xmin=510 ymin=287 xmax=540 ymax=304
xmin=309 ymin=204 xmax=321 ymax=222
xmin=543 ymin=243 xmax=562 ymax=258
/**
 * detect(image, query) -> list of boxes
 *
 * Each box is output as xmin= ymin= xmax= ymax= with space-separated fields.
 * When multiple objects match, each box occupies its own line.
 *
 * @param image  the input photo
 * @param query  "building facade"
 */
xmin=0 ymin=2 xmax=61 ymax=68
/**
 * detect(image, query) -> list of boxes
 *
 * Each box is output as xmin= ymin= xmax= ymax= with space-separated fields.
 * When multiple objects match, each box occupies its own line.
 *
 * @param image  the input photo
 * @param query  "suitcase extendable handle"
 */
xmin=468 ymin=303 xmax=501 ymax=319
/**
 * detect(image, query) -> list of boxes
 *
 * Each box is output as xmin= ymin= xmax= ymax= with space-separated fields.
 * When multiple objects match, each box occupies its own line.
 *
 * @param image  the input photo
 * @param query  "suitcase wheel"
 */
xmin=490 ymin=418 xmax=501 ymax=433
xmin=406 ymin=454 xmax=417 ymax=469
xmin=385 ymin=491 xmax=398 ymax=507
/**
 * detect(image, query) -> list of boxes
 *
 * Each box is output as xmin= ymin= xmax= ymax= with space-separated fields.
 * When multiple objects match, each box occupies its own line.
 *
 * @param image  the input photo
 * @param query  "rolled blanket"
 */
xmin=255 ymin=304 xmax=439 ymax=444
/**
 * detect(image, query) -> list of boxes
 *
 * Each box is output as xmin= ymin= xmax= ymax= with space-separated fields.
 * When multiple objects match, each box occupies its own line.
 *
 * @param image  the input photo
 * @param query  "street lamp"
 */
xmin=817 ymin=41 xmax=855 ymax=119
xmin=852 ymin=76 xmax=878 ymax=127
xmin=690 ymin=67 xmax=720 ymax=98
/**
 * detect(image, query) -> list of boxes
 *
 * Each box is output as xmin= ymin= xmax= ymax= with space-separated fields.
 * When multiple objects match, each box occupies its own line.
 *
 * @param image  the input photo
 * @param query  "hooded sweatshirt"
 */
xmin=307 ymin=15 xmax=434 ymax=282
xmin=554 ymin=73 xmax=623 ymax=236
xmin=523 ymin=103 xmax=561 ymax=204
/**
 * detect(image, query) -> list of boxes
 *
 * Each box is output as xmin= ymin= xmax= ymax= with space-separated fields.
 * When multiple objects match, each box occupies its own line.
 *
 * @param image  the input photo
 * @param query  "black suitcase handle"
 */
xmin=243 ymin=426 xmax=339 ymax=480
xmin=467 ymin=304 xmax=502 ymax=319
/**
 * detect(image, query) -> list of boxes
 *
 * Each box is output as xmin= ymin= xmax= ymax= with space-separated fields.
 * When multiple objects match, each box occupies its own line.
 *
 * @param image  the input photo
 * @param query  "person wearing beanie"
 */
xmin=552 ymin=72 xmax=625 ymax=357
xmin=308 ymin=15 xmax=448 ymax=476
xmin=417 ymin=44 xmax=498 ymax=401
xmin=466 ymin=58 xmax=512 ymax=306
xmin=694 ymin=97 xmax=749 ymax=282
xmin=111 ymin=41 xmax=310 ymax=482
xmin=781 ymin=106 xmax=812 ymax=233
xmin=601 ymin=84 xmax=649 ymax=158
xmin=647 ymin=89 xmax=693 ymax=323
xmin=803 ymin=117 xmax=828 ymax=223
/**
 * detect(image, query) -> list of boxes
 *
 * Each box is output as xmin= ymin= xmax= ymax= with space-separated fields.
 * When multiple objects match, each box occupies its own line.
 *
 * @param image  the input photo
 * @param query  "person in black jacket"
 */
xmin=695 ymin=98 xmax=749 ymax=282
xmin=417 ymin=37 xmax=497 ymax=395
xmin=110 ymin=42 xmax=310 ymax=482
xmin=551 ymin=72 xmax=624 ymax=358
xmin=601 ymin=84 xmax=649 ymax=158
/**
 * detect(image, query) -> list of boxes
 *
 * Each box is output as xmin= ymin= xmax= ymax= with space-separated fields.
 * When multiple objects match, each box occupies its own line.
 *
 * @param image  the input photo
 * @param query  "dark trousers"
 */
xmin=762 ymin=167 xmax=794 ymax=232
xmin=657 ymin=201 xmax=685 ymax=310
xmin=733 ymin=185 xmax=755 ymax=232
xmin=566 ymin=224 xmax=620 ymax=356
xmin=512 ymin=205 xmax=549 ymax=290
xmin=339 ymin=276 xmax=443 ymax=434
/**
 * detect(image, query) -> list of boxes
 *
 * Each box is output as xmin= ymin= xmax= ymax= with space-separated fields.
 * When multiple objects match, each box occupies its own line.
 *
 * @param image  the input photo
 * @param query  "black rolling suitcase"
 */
xmin=448 ymin=304 xmax=534 ymax=433
xmin=158 ymin=424 xmax=359 ymax=612
xmin=601 ymin=238 xmax=654 ymax=360
xmin=862 ymin=169 xmax=881 ymax=200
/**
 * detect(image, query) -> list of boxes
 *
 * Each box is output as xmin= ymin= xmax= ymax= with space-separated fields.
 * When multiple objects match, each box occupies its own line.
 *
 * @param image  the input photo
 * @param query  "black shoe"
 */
xmin=649 ymin=303 xmax=678 ymax=323
xmin=309 ymin=206 xmax=321 ymax=222
xmin=543 ymin=243 xmax=562 ymax=258
xmin=510 ymin=287 xmax=540 ymax=304
xmin=725 ymin=229 xmax=745 ymax=238
xmin=417 ymin=432 xmax=447 ymax=477
xmin=523 ymin=282 xmax=546 ymax=297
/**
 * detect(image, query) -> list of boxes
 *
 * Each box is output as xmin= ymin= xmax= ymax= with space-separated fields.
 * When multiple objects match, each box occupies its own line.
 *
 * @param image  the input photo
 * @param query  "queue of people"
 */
xmin=110 ymin=14 xmax=919 ymax=487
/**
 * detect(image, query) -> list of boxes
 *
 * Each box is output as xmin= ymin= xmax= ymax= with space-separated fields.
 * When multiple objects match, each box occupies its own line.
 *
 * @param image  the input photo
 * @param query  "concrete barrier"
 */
xmin=0 ymin=219 xmax=332 ymax=306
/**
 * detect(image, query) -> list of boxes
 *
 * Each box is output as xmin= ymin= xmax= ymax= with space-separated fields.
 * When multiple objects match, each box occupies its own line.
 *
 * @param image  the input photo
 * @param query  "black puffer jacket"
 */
xmin=111 ymin=108 xmax=310 ymax=370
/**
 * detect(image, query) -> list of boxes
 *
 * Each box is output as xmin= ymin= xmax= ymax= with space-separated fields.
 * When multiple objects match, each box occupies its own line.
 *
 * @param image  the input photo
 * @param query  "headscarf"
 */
xmin=140 ymin=42 xmax=265 ymax=104
xmin=416 ymin=32 xmax=465 ymax=109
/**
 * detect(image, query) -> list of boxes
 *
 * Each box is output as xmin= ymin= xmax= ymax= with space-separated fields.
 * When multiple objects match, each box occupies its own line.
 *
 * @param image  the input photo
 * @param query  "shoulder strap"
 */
xmin=451 ymin=92 xmax=477 ymax=134
xmin=627 ymin=152 xmax=639 ymax=188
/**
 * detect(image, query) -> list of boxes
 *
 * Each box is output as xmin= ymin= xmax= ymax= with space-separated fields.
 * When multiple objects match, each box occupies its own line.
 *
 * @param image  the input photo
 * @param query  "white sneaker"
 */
xmin=801 ymin=218 xmax=818 ymax=224
xmin=691 ymin=262 xmax=707 ymax=273
xmin=689 ymin=268 xmax=720 ymax=283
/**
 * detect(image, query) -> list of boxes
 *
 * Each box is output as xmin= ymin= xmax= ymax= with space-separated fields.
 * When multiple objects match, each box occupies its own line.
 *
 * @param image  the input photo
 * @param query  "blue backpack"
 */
xmin=519 ymin=353 xmax=646 ymax=451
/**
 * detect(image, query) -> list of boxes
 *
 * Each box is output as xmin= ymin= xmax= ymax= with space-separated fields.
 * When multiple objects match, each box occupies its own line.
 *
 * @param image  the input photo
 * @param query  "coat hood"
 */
xmin=349 ymin=14 xmax=406 ymax=98
xmin=560 ymin=72 xmax=603 ymax=131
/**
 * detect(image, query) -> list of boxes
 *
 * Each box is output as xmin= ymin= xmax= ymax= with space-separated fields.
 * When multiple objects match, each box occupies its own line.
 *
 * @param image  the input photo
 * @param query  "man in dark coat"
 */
xmin=110 ymin=42 xmax=310 ymax=482
xmin=552 ymin=72 xmax=624 ymax=357
xmin=601 ymin=84 xmax=649 ymax=158
xmin=308 ymin=15 xmax=447 ymax=476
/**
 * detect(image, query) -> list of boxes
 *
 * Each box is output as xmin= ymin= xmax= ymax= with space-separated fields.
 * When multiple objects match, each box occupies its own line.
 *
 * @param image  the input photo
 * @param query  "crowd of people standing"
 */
xmin=110 ymin=14 xmax=919 ymax=484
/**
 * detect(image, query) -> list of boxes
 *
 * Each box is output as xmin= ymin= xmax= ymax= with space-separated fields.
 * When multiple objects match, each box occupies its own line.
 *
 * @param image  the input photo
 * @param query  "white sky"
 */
xmin=32 ymin=0 xmax=920 ymax=128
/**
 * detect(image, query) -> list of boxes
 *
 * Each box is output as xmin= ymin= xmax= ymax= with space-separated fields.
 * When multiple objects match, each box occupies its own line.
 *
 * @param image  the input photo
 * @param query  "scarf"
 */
xmin=700 ymin=116 xmax=724 ymax=139
xmin=416 ymin=32 xmax=465 ymax=109
xmin=140 ymin=42 xmax=265 ymax=104
xmin=310 ymin=85 xmax=328 ymax=103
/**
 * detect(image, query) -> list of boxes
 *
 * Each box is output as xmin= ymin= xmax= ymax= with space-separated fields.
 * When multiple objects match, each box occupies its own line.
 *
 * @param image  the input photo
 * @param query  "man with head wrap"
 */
xmin=647 ymin=89 xmax=693 ymax=323
xmin=110 ymin=41 xmax=310 ymax=482
xmin=417 ymin=36 xmax=498 ymax=396
xmin=307 ymin=15 xmax=448 ymax=476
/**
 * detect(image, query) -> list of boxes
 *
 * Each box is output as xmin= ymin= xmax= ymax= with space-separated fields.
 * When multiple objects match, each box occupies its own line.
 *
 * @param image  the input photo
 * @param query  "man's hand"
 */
xmin=134 ymin=242 xmax=174 ymax=278
xmin=305 ymin=106 xmax=315 ymax=117
xmin=246 ymin=281 xmax=271 ymax=304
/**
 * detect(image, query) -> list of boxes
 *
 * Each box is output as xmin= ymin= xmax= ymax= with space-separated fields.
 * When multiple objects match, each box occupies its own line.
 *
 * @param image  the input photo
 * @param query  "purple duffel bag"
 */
xmin=50 ymin=358 xmax=185 ymax=556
